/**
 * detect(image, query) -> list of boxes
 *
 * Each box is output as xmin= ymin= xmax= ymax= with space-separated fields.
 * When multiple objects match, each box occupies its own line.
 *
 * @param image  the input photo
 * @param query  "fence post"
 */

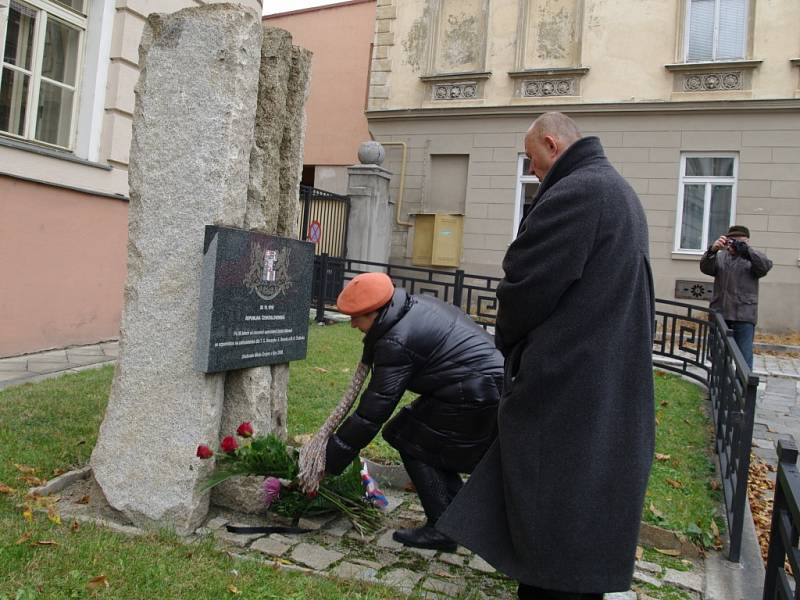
xmin=453 ymin=269 xmax=465 ymax=310
xmin=763 ymin=439 xmax=799 ymax=599
xmin=316 ymin=253 xmax=329 ymax=323
xmin=300 ymin=185 xmax=311 ymax=241
xmin=728 ymin=372 xmax=759 ymax=562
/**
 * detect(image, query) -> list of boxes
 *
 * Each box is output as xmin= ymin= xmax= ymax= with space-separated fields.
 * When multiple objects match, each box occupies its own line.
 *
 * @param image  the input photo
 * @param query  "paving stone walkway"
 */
xmin=751 ymin=356 xmax=800 ymax=468
xmin=0 ymin=341 xmax=118 ymax=390
xmin=178 ymin=490 xmax=704 ymax=600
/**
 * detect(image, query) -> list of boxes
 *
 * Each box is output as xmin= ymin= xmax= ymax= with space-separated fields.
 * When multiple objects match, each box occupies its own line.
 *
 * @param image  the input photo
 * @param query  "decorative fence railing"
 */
xmin=763 ymin=440 xmax=800 ymax=600
xmin=310 ymin=254 xmax=758 ymax=561
xmin=763 ymin=439 xmax=800 ymax=599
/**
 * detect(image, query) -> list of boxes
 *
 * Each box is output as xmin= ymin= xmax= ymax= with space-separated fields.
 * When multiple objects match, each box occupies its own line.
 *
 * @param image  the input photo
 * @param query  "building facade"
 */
xmin=265 ymin=0 xmax=376 ymax=195
xmin=366 ymin=0 xmax=800 ymax=332
xmin=0 ymin=0 xmax=262 ymax=357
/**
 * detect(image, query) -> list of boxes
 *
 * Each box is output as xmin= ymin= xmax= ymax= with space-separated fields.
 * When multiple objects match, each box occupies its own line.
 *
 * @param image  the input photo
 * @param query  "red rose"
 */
xmin=306 ymin=490 xmax=318 ymax=499
xmin=236 ymin=422 xmax=254 ymax=438
xmin=220 ymin=436 xmax=238 ymax=454
xmin=196 ymin=444 xmax=213 ymax=459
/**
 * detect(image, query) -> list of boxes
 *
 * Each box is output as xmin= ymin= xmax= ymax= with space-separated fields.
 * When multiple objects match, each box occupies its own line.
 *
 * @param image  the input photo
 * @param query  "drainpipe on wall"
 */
xmin=378 ymin=141 xmax=412 ymax=226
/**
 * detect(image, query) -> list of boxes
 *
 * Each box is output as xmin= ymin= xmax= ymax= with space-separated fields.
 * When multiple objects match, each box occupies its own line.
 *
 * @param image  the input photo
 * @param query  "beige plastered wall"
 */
xmin=370 ymin=109 xmax=800 ymax=332
xmin=1 ymin=0 xmax=262 ymax=356
xmin=371 ymin=0 xmax=800 ymax=110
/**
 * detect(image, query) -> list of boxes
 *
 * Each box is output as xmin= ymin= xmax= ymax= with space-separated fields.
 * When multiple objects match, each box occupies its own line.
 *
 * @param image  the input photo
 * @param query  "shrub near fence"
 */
xmin=311 ymin=254 xmax=759 ymax=562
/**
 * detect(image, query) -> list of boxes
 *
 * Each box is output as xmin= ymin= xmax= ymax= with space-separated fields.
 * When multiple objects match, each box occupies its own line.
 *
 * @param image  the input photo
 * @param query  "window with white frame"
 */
xmin=512 ymin=155 xmax=540 ymax=237
xmin=685 ymin=0 xmax=747 ymax=62
xmin=675 ymin=154 xmax=738 ymax=253
xmin=0 ymin=0 xmax=86 ymax=149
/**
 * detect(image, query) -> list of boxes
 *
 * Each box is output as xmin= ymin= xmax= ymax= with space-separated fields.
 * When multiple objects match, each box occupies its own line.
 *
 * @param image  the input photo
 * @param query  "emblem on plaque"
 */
xmin=245 ymin=243 xmax=292 ymax=300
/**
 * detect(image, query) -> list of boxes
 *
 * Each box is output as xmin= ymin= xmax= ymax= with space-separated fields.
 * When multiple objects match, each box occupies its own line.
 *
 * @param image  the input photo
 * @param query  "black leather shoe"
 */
xmin=392 ymin=525 xmax=457 ymax=552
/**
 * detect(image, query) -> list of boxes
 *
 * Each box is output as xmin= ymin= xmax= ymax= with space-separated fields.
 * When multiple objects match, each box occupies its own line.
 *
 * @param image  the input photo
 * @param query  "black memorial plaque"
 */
xmin=195 ymin=226 xmax=314 ymax=373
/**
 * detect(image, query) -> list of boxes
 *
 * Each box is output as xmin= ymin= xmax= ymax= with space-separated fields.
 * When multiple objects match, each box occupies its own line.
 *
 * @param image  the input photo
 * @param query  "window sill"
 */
xmin=419 ymin=71 xmax=492 ymax=83
xmin=671 ymin=251 xmax=704 ymax=261
xmin=507 ymin=67 xmax=590 ymax=78
xmin=0 ymin=135 xmax=112 ymax=171
xmin=664 ymin=60 xmax=762 ymax=72
xmin=791 ymin=59 xmax=800 ymax=67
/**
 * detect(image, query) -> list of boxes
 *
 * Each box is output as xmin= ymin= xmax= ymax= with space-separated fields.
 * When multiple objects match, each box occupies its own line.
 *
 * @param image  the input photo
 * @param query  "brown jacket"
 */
xmin=700 ymin=246 xmax=772 ymax=324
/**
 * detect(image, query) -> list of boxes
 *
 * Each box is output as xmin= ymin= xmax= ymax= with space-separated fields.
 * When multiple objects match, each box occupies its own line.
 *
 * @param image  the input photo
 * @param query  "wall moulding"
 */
xmin=508 ymin=67 xmax=589 ymax=98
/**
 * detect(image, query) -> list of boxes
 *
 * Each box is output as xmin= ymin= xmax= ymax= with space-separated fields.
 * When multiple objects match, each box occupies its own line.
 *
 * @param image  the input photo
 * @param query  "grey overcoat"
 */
xmin=437 ymin=137 xmax=655 ymax=593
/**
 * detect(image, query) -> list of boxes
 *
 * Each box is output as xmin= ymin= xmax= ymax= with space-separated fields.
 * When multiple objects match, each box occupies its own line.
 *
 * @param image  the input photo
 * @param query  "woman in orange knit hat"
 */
xmin=324 ymin=272 xmax=504 ymax=552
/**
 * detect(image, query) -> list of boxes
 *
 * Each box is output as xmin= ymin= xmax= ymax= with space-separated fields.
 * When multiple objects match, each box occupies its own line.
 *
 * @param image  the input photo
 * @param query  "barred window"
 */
xmin=675 ymin=153 xmax=738 ymax=252
xmin=0 ymin=0 xmax=87 ymax=149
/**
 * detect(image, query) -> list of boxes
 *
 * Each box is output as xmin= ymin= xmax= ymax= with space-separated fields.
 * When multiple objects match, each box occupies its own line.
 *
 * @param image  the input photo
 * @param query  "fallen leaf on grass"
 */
xmin=654 ymin=548 xmax=681 ymax=556
xmin=47 ymin=507 xmax=61 ymax=525
xmin=71 ymin=520 xmax=80 ymax=533
xmin=655 ymin=453 xmax=671 ymax=462
xmin=665 ymin=478 xmax=683 ymax=489
xmin=649 ymin=502 xmax=665 ymax=520
xmin=710 ymin=479 xmax=721 ymax=491
xmin=683 ymin=418 xmax=691 ymax=425
xmin=22 ymin=506 xmax=33 ymax=522
xmin=635 ymin=546 xmax=644 ymax=560
xmin=76 ymin=495 xmax=90 ymax=505
xmin=227 ymin=584 xmax=242 ymax=594
xmin=52 ymin=468 xmax=65 ymax=477
xmin=0 ymin=483 xmax=16 ymax=494
xmin=33 ymin=540 xmax=58 ymax=546
xmin=87 ymin=575 xmax=109 ymax=590
xmin=14 ymin=464 xmax=36 ymax=474
xmin=312 ymin=367 xmax=329 ymax=373
xmin=341 ymin=368 xmax=350 ymax=373
xmin=21 ymin=475 xmax=46 ymax=487
xmin=660 ymin=401 xmax=669 ymax=407
xmin=16 ymin=532 xmax=32 ymax=545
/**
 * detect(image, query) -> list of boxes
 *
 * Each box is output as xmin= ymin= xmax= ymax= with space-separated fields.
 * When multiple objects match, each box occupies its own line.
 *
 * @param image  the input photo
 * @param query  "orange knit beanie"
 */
xmin=336 ymin=272 xmax=394 ymax=316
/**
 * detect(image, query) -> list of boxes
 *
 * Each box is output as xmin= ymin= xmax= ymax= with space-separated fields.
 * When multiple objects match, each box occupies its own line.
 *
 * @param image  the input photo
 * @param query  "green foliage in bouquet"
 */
xmin=197 ymin=428 xmax=383 ymax=535
xmin=201 ymin=434 xmax=298 ymax=490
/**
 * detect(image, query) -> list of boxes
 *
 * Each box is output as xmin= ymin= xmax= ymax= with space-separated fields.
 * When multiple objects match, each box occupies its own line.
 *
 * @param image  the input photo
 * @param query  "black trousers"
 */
xmin=517 ymin=584 xmax=603 ymax=600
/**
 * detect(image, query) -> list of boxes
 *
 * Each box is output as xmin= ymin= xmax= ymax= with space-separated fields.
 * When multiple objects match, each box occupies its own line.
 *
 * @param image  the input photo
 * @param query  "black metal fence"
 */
xmin=299 ymin=185 xmax=350 ymax=258
xmin=311 ymin=253 xmax=759 ymax=562
xmin=763 ymin=439 xmax=800 ymax=599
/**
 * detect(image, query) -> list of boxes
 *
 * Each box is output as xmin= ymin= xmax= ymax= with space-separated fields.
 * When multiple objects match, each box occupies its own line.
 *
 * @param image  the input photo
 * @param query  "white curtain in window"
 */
xmin=717 ymin=0 xmax=746 ymax=59
xmin=687 ymin=0 xmax=715 ymax=61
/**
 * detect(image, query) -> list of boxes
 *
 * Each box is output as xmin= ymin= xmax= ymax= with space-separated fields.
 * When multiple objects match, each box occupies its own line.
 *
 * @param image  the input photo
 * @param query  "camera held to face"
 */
xmin=726 ymin=238 xmax=749 ymax=256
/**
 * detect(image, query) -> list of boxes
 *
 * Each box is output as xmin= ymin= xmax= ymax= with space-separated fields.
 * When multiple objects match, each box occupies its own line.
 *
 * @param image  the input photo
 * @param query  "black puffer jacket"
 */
xmin=325 ymin=288 xmax=504 ymax=475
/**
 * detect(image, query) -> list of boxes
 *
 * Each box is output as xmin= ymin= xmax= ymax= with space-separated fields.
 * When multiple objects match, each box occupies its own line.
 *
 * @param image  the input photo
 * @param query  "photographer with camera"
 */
xmin=700 ymin=225 xmax=773 ymax=369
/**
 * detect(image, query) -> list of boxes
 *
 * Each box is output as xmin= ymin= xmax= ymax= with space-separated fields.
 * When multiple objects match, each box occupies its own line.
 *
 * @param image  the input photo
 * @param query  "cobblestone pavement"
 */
xmin=186 ymin=491 xmax=705 ymax=599
xmin=753 ymin=353 xmax=800 ymax=380
xmin=751 ymin=354 xmax=800 ymax=469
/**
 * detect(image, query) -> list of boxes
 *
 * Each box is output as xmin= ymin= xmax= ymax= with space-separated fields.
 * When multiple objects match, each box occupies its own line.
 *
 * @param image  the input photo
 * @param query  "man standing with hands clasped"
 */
xmin=437 ymin=112 xmax=656 ymax=599
xmin=700 ymin=225 xmax=772 ymax=369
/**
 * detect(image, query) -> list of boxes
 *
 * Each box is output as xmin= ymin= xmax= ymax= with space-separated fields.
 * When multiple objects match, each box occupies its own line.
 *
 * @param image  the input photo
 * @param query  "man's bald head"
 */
xmin=529 ymin=112 xmax=582 ymax=143
xmin=524 ymin=112 xmax=582 ymax=180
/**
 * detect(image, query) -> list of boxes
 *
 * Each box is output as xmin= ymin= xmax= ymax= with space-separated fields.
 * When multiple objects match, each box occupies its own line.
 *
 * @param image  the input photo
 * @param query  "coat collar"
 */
xmin=533 ymin=136 xmax=606 ymax=203
xmin=361 ymin=288 xmax=413 ymax=364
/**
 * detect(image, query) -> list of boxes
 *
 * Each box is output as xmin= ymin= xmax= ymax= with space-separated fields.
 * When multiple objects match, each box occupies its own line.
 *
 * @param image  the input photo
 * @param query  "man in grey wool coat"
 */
xmin=437 ymin=112 xmax=656 ymax=600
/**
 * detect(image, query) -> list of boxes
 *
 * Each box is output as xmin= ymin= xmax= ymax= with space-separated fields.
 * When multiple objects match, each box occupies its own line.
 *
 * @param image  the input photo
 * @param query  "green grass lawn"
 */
xmin=0 ymin=322 xmax=722 ymax=597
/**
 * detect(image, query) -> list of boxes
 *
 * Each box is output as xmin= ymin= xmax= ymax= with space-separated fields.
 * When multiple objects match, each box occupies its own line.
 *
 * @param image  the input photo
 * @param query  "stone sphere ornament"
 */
xmin=358 ymin=141 xmax=385 ymax=165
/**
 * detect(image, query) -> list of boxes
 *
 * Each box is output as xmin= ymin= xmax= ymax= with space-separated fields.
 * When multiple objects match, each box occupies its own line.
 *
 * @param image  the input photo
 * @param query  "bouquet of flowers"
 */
xmin=196 ymin=422 xmax=384 ymax=535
